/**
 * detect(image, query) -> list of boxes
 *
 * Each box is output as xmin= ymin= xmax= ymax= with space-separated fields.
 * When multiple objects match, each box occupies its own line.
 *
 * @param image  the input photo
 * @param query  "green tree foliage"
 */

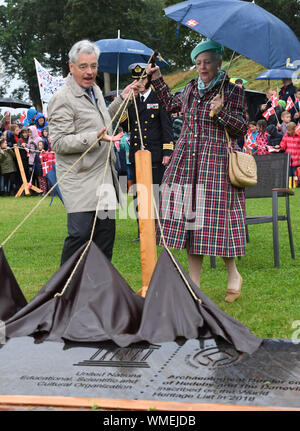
xmin=0 ymin=0 xmax=44 ymax=109
xmin=252 ymin=0 xmax=300 ymax=39
xmin=0 ymin=0 xmax=298 ymax=107
xmin=0 ymin=0 xmax=165 ymax=105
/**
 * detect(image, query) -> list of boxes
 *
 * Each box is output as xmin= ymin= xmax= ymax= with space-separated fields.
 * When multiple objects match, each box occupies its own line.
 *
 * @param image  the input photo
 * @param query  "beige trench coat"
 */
xmin=48 ymin=74 xmax=125 ymax=213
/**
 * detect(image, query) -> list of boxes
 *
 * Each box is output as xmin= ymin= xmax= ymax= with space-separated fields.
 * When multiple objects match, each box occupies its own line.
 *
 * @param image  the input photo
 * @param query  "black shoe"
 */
xmin=132 ymin=237 xmax=140 ymax=242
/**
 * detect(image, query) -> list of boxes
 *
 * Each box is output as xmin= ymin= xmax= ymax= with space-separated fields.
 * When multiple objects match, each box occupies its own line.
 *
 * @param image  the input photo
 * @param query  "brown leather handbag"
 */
xmin=225 ymin=128 xmax=257 ymax=188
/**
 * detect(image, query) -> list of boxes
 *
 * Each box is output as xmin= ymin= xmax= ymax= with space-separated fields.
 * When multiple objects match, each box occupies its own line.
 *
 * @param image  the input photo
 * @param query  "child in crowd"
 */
xmin=26 ymin=126 xmax=41 ymax=187
xmin=34 ymin=113 xmax=48 ymax=132
xmin=291 ymin=87 xmax=300 ymax=124
xmin=0 ymin=137 xmax=17 ymax=196
xmin=244 ymin=121 xmax=258 ymax=154
xmin=0 ymin=112 xmax=11 ymax=133
xmin=6 ymin=124 xmax=20 ymax=147
xmin=34 ymin=141 xmax=48 ymax=195
xmin=254 ymin=119 xmax=269 ymax=155
xmin=8 ymin=124 xmax=31 ymax=186
xmin=41 ymin=128 xmax=52 ymax=151
xmin=19 ymin=127 xmax=29 ymax=145
xmin=277 ymin=122 xmax=300 ymax=186
xmin=23 ymin=108 xmax=37 ymax=127
xmin=266 ymin=124 xmax=283 ymax=151
xmin=278 ymin=111 xmax=292 ymax=135
xmin=17 ymin=127 xmax=31 ymax=182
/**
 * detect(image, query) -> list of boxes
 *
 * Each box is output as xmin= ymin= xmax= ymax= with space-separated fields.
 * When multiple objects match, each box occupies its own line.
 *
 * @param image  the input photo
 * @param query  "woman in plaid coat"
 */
xmin=147 ymin=39 xmax=248 ymax=302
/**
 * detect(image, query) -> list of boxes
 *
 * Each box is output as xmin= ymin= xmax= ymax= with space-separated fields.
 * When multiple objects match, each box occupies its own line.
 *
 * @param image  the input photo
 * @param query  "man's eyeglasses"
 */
xmin=76 ymin=63 xmax=98 ymax=71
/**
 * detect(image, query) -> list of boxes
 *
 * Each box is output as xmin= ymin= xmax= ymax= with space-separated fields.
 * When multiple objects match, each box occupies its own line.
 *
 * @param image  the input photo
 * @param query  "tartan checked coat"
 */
xmin=152 ymin=75 xmax=248 ymax=257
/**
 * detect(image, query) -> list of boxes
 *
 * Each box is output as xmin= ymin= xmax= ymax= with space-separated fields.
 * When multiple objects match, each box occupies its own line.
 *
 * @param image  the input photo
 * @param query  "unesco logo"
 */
xmin=185 ymin=344 xmax=242 ymax=369
xmin=74 ymin=343 xmax=160 ymax=368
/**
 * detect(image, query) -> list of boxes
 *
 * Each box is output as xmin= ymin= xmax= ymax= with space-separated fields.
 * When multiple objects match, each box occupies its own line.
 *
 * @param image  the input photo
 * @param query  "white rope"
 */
xmin=152 ymin=195 xmax=202 ymax=304
xmin=130 ymin=81 xmax=202 ymax=304
xmin=0 ymin=92 xmax=132 ymax=249
xmin=1 ymin=57 xmax=202 ymax=305
xmin=54 ymin=90 xmax=133 ymax=297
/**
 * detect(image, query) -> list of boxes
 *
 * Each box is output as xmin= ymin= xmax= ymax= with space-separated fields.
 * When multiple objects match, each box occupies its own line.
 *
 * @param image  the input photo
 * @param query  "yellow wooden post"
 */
xmin=134 ymin=149 xmax=157 ymax=297
xmin=14 ymin=146 xmax=43 ymax=197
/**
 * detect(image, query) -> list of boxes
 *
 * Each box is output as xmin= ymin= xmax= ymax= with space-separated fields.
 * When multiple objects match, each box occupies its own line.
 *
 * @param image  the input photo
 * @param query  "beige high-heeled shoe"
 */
xmin=225 ymin=276 xmax=242 ymax=303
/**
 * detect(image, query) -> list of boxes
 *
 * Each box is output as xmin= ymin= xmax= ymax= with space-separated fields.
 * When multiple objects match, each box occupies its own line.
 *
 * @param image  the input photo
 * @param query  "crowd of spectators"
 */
xmin=0 ymin=108 xmax=55 ymax=196
xmin=1 ymin=79 xmax=300 ymax=198
xmin=241 ymin=83 xmax=300 ymax=185
xmin=169 ymin=82 xmax=300 ymax=186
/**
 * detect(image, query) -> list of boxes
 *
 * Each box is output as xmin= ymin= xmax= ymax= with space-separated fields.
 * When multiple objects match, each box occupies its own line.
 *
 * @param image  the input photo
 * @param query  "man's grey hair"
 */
xmin=68 ymin=40 xmax=100 ymax=64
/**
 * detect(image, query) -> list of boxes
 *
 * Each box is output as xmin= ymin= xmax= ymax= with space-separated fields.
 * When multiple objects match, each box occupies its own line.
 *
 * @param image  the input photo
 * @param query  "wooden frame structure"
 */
xmin=0 ymin=395 xmax=297 ymax=411
xmin=14 ymin=146 xmax=42 ymax=197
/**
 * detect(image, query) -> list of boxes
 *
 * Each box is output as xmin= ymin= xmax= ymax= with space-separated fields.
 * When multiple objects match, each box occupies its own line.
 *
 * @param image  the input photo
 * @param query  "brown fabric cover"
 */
xmin=137 ymin=249 xmax=262 ymax=355
xmin=0 ymin=248 xmax=27 ymax=321
xmin=5 ymin=242 xmax=144 ymax=345
xmin=2 ymin=243 xmax=261 ymax=355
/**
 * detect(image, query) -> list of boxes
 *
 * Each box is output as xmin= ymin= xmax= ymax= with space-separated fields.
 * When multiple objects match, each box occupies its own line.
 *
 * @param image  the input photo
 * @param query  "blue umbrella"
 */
xmin=164 ymin=0 xmax=300 ymax=69
xmin=255 ymin=68 xmax=300 ymax=80
xmin=94 ymin=34 xmax=168 ymax=93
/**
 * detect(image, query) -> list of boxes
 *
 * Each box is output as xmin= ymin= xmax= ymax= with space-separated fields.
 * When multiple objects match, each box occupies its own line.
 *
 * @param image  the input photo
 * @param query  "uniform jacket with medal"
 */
xmin=123 ymin=89 xmax=174 ymax=164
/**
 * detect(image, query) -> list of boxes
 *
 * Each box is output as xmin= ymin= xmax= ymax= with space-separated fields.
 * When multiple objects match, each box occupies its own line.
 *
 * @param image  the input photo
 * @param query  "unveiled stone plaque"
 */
xmin=0 ymin=336 xmax=300 ymax=408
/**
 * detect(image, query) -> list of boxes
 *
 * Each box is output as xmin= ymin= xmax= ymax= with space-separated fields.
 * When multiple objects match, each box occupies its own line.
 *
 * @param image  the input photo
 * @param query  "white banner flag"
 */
xmin=34 ymin=58 xmax=65 ymax=103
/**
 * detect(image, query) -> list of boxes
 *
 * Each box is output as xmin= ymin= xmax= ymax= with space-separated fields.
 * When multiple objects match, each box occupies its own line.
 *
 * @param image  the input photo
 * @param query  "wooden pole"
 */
xmin=134 ymin=150 xmax=157 ymax=297
xmin=14 ymin=146 xmax=43 ymax=197
xmin=14 ymin=146 xmax=31 ymax=197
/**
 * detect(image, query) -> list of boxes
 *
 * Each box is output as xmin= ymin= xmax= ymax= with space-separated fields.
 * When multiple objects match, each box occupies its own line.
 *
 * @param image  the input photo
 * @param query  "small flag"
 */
xmin=244 ymin=130 xmax=256 ymax=152
xmin=295 ymin=124 xmax=300 ymax=136
xmin=246 ymin=131 xmax=255 ymax=144
xmin=262 ymin=107 xmax=275 ymax=120
xmin=271 ymin=93 xmax=279 ymax=108
xmin=40 ymin=152 xmax=56 ymax=176
xmin=247 ymin=141 xmax=256 ymax=150
xmin=19 ymin=111 xmax=26 ymax=124
xmin=186 ymin=19 xmax=199 ymax=27
xmin=286 ymin=96 xmax=295 ymax=111
xmin=245 ymin=141 xmax=256 ymax=151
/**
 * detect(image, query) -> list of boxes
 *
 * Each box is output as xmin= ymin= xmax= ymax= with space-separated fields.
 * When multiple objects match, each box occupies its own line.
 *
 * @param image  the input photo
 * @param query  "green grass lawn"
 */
xmin=0 ymin=190 xmax=299 ymax=340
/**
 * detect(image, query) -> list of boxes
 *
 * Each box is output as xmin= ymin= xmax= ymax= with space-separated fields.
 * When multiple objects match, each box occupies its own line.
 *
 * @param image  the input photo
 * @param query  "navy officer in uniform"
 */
xmin=121 ymin=63 xmax=174 ymax=240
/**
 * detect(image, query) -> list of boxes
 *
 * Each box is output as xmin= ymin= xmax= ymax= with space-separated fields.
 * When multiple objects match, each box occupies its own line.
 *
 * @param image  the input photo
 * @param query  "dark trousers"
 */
xmin=61 ymin=211 xmax=115 ymax=266
xmin=3 ymin=172 xmax=17 ymax=195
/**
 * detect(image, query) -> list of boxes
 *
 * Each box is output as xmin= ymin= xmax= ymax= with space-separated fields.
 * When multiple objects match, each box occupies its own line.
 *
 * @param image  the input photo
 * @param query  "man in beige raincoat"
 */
xmin=48 ymin=40 xmax=138 ymax=265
